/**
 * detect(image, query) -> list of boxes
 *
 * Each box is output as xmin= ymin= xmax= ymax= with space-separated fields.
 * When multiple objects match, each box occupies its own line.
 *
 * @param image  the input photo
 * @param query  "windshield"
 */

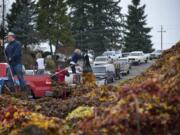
xmin=93 ymin=67 xmax=106 ymax=73
xmin=103 ymin=52 xmax=114 ymax=56
xmin=95 ymin=58 xmax=107 ymax=62
xmin=130 ymin=53 xmax=142 ymax=56
xmin=154 ymin=50 xmax=162 ymax=53
xmin=119 ymin=59 xmax=128 ymax=62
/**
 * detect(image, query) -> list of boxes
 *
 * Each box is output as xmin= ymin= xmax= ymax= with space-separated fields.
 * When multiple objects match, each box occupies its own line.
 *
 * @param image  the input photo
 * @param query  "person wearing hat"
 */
xmin=5 ymin=32 xmax=27 ymax=91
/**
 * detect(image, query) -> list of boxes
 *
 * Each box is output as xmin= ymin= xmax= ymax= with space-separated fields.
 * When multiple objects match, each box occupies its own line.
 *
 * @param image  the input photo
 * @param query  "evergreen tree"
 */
xmin=6 ymin=0 xmax=38 ymax=49
xmin=68 ymin=0 xmax=90 ymax=50
xmin=124 ymin=0 xmax=153 ymax=53
xmin=37 ymin=0 xmax=73 ymax=56
xmin=68 ymin=0 xmax=123 ymax=54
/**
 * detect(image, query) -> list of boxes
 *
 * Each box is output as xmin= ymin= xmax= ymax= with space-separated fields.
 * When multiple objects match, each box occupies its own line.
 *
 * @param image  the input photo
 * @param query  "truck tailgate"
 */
xmin=24 ymin=75 xmax=52 ymax=97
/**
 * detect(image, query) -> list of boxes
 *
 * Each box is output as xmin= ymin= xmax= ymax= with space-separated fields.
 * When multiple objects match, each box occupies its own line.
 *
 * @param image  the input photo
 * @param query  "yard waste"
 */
xmin=0 ymin=41 xmax=180 ymax=135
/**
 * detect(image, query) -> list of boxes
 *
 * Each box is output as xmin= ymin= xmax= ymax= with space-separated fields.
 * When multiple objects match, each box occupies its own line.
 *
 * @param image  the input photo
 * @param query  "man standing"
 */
xmin=5 ymin=32 xmax=27 ymax=91
xmin=35 ymin=53 xmax=45 ymax=75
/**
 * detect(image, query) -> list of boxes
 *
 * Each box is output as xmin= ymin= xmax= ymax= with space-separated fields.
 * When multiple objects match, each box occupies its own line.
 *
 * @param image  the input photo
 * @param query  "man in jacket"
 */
xmin=70 ymin=49 xmax=81 ymax=73
xmin=5 ymin=32 xmax=27 ymax=91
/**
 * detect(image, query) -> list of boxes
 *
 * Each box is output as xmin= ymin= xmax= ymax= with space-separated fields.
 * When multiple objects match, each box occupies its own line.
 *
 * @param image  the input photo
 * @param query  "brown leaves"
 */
xmin=0 ymin=42 xmax=180 ymax=134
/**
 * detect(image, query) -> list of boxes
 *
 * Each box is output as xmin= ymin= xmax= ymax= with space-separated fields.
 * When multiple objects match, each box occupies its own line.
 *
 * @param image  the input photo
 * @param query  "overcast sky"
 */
xmin=3 ymin=0 xmax=180 ymax=50
xmin=120 ymin=0 xmax=180 ymax=50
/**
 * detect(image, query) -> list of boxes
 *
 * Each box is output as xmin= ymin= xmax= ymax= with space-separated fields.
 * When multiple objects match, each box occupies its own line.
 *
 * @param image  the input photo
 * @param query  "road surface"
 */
xmin=112 ymin=60 xmax=155 ymax=86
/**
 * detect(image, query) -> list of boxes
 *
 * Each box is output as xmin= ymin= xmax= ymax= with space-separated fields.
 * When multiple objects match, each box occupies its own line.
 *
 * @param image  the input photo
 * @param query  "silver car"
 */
xmin=119 ymin=58 xmax=131 ymax=75
xmin=150 ymin=50 xmax=163 ymax=59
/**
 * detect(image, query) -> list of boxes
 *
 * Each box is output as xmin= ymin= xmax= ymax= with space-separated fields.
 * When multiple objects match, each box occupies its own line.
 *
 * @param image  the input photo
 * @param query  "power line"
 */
xmin=157 ymin=25 xmax=166 ymax=50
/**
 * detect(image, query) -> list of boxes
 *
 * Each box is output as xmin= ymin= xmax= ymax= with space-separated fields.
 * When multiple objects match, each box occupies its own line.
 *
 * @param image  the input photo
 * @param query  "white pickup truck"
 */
xmin=128 ymin=51 xmax=148 ymax=64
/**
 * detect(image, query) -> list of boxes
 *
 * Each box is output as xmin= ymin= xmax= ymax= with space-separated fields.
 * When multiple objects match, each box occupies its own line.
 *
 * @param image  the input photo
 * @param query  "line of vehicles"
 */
xmin=0 ymin=50 xmax=163 ymax=98
xmin=92 ymin=51 xmax=148 ymax=85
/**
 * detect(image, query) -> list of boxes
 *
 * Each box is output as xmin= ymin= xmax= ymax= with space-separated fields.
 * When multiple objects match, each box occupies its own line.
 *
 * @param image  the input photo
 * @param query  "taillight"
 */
xmin=45 ymin=79 xmax=52 ymax=85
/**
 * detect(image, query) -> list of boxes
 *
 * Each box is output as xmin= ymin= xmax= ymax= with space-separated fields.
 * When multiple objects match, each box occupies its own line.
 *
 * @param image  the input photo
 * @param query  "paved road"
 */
xmin=112 ymin=60 xmax=155 ymax=86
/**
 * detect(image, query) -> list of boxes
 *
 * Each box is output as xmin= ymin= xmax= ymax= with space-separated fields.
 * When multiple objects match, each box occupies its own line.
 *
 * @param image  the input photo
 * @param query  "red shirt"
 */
xmin=55 ymin=68 xmax=68 ymax=84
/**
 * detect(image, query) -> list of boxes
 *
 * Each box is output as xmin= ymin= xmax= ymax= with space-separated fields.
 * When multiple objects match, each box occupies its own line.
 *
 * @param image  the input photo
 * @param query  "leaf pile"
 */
xmin=0 ymin=42 xmax=180 ymax=135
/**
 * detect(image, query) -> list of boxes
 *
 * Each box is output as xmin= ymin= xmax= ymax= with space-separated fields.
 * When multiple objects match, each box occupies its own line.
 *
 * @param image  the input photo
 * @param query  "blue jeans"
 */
xmin=36 ymin=69 xmax=45 ymax=75
xmin=10 ymin=64 xmax=26 ymax=91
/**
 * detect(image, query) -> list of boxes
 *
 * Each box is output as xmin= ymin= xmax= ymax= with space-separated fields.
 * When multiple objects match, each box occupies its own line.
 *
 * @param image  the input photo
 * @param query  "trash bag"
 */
xmin=82 ymin=53 xmax=92 ymax=73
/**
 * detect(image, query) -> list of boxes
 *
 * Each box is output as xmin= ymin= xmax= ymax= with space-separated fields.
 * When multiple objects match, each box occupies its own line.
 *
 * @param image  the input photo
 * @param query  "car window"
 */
xmin=93 ymin=67 xmax=106 ymax=73
xmin=95 ymin=58 xmax=107 ymax=61
xmin=103 ymin=52 xmax=115 ymax=56
xmin=156 ymin=50 xmax=162 ymax=53
xmin=130 ymin=53 xmax=142 ymax=56
xmin=25 ymin=70 xmax=34 ymax=75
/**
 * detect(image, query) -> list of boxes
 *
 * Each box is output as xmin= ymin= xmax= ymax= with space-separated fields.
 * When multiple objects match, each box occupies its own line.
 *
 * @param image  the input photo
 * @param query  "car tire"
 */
xmin=112 ymin=76 xmax=115 ymax=83
xmin=104 ymin=79 xmax=108 ymax=85
xmin=145 ymin=59 xmax=148 ymax=63
xmin=118 ymin=73 xmax=121 ymax=80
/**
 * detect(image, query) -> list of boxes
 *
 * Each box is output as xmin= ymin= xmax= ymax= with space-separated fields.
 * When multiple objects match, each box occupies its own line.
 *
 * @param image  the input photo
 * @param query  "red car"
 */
xmin=0 ymin=63 xmax=52 ymax=98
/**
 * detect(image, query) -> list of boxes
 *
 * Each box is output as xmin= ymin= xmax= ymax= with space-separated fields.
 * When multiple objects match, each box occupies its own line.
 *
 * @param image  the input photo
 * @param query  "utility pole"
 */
xmin=121 ymin=15 xmax=125 ymax=49
xmin=158 ymin=25 xmax=166 ymax=50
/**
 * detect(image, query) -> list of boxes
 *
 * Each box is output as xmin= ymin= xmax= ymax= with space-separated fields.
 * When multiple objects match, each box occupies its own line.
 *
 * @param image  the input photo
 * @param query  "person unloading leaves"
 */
xmin=81 ymin=50 xmax=96 ymax=86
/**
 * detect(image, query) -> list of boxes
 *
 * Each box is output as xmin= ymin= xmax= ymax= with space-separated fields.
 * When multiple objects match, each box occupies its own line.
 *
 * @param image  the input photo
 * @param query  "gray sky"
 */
xmin=120 ymin=0 xmax=180 ymax=50
xmin=4 ymin=0 xmax=180 ymax=50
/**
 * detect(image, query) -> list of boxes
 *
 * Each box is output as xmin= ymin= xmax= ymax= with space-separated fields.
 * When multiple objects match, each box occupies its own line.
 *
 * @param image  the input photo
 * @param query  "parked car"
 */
xmin=144 ymin=53 xmax=151 ymax=61
xmin=128 ymin=51 xmax=147 ymax=64
xmin=55 ymin=53 xmax=67 ymax=62
xmin=150 ymin=50 xmax=163 ymax=59
xmin=115 ymin=51 xmax=123 ymax=59
xmin=119 ymin=58 xmax=131 ymax=75
xmin=122 ymin=52 xmax=130 ymax=57
xmin=0 ymin=63 xmax=52 ymax=98
xmin=92 ymin=64 xmax=115 ymax=85
xmin=93 ymin=56 xmax=112 ymax=66
xmin=102 ymin=51 xmax=118 ymax=60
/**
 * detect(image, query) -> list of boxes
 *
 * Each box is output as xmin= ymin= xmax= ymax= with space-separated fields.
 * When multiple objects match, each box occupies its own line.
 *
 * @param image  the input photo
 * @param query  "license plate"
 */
xmin=96 ymin=79 xmax=105 ymax=86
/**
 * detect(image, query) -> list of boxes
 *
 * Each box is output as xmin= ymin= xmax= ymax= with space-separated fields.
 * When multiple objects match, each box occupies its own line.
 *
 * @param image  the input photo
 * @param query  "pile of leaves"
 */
xmin=0 ymin=105 xmax=63 ymax=135
xmin=0 ymin=42 xmax=180 ymax=135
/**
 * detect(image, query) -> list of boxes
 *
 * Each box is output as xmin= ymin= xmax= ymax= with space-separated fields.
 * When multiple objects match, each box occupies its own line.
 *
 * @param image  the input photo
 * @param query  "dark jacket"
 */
xmin=71 ymin=52 xmax=81 ymax=64
xmin=5 ymin=40 xmax=22 ymax=65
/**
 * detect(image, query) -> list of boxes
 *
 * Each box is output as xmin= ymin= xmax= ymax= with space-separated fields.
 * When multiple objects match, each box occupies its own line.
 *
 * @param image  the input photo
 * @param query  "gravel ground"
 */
xmin=112 ymin=60 xmax=155 ymax=86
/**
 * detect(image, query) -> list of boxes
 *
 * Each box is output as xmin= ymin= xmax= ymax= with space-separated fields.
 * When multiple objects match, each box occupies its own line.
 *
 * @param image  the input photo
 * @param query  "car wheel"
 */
xmin=104 ymin=79 xmax=108 ymax=85
xmin=138 ymin=60 xmax=141 ymax=65
xmin=145 ymin=59 xmax=148 ymax=63
xmin=111 ymin=76 xmax=115 ymax=83
xmin=118 ymin=73 xmax=121 ymax=80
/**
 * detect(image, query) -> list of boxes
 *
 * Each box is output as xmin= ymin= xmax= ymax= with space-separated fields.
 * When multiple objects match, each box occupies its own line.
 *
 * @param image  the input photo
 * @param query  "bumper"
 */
xmin=129 ymin=60 xmax=140 ymax=64
xmin=96 ymin=79 xmax=106 ymax=86
xmin=120 ymin=70 xmax=127 ymax=74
